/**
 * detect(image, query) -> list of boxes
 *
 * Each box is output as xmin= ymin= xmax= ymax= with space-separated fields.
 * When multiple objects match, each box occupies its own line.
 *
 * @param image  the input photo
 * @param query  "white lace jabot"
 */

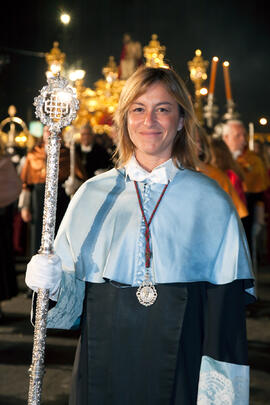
xmin=125 ymin=155 xmax=179 ymax=184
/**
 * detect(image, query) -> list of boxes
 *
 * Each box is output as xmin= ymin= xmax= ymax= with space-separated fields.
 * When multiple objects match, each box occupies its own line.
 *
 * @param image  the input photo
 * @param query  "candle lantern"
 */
xmin=204 ymin=57 xmax=219 ymax=128
xmin=249 ymin=122 xmax=254 ymax=151
xmin=222 ymin=61 xmax=240 ymax=121
xmin=188 ymin=49 xmax=208 ymax=124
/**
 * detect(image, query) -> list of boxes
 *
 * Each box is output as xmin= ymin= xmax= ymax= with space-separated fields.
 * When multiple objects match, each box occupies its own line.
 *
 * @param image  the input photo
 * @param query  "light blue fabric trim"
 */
xmin=47 ymin=271 xmax=85 ymax=329
xmin=197 ymin=355 xmax=249 ymax=404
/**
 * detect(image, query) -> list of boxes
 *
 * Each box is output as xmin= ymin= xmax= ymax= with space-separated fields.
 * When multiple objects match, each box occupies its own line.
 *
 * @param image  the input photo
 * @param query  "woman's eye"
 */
xmin=157 ymin=107 xmax=169 ymax=113
xmin=131 ymin=107 xmax=144 ymax=113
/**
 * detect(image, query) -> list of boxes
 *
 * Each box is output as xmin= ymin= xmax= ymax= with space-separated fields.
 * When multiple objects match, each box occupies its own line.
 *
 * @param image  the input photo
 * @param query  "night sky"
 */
xmin=1 ymin=0 xmax=269 ymax=133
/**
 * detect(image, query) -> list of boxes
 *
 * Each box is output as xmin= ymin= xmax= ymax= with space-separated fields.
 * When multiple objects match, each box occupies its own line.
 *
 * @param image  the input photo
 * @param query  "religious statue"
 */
xmin=119 ymin=33 xmax=142 ymax=80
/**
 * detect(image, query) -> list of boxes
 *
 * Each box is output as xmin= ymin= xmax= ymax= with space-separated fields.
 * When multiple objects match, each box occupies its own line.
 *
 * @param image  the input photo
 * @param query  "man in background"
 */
xmin=222 ymin=120 xmax=268 ymax=264
xmin=76 ymin=123 xmax=111 ymax=179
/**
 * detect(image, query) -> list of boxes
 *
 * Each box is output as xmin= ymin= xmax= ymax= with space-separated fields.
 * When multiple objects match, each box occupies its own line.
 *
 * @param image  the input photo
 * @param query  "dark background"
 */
xmin=0 ymin=0 xmax=269 ymax=132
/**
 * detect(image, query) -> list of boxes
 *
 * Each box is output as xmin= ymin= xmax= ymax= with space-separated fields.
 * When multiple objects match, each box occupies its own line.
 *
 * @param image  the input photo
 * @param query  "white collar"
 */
xmin=125 ymin=155 xmax=179 ymax=184
xmin=232 ymin=150 xmax=242 ymax=159
xmin=81 ymin=144 xmax=93 ymax=153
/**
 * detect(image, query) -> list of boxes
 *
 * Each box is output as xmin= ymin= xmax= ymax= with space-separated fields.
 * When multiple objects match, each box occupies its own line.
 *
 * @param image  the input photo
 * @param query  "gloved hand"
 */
xmin=63 ymin=176 xmax=83 ymax=197
xmin=25 ymin=254 xmax=62 ymax=301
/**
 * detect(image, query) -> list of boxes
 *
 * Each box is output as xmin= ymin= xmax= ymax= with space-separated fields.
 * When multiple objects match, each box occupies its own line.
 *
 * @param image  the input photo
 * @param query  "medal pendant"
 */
xmin=136 ymin=279 xmax=157 ymax=307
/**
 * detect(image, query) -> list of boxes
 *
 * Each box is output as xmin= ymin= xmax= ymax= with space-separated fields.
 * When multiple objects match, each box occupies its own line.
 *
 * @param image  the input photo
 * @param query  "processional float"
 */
xmin=27 ymin=74 xmax=79 ymax=405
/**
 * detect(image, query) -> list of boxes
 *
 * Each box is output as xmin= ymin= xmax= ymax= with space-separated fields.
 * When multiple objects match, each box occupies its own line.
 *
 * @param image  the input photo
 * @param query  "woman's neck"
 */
xmin=134 ymin=153 xmax=171 ymax=172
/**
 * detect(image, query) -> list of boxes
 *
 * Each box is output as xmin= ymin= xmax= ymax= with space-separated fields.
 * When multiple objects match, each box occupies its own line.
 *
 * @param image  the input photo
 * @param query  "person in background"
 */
xmin=0 ymin=143 xmax=21 ymax=318
xmin=75 ymin=123 xmax=111 ymax=180
xmin=19 ymin=126 xmax=70 ymax=258
xmin=26 ymin=66 xmax=254 ymax=404
xmin=196 ymin=127 xmax=248 ymax=219
xmin=222 ymin=120 xmax=268 ymax=264
xmin=210 ymin=137 xmax=247 ymax=206
xmin=64 ymin=123 xmax=112 ymax=197
xmin=253 ymin=139 xmax=270 ymax=263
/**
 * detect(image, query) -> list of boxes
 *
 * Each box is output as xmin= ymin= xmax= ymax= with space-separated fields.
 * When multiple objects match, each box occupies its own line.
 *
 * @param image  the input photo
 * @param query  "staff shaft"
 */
xmin=28 ymin=132 xmax=60 ymax=405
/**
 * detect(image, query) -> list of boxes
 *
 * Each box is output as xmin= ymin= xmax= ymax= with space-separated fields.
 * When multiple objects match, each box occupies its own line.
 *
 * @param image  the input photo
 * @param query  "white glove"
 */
xmin=63 ymin=176 xmax=83 ymax=196
xmin=25 ymin=254 xmax=62 ymax=301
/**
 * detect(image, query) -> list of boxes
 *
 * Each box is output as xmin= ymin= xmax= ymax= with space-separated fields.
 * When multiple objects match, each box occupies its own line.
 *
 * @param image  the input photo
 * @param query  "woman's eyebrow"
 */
xmin=131 ymin=101 xmax=173 ymax=106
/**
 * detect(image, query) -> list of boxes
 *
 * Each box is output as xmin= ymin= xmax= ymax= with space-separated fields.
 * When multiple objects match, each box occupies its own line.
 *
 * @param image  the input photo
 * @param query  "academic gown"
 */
xmin=46 ymin=167 xmax=255 ymax=404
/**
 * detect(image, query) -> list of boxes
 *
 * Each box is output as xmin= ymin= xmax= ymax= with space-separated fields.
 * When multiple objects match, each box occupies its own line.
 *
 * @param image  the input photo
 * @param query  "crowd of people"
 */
xmin=0 ymin=65 xmax=268 ymax=403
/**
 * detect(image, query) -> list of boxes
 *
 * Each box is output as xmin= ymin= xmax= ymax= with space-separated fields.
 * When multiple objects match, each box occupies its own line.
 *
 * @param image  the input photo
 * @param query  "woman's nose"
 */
xmin=144 ymin=110 xmax=155 ymax=126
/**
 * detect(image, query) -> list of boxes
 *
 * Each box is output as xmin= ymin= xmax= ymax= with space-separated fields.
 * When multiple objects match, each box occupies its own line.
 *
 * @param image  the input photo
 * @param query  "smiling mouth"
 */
xmin=139 ymin=131 xmax=162 ymax=136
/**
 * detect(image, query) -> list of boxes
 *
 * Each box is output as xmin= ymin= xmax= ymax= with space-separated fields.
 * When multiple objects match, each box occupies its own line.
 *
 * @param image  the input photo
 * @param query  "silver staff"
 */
xmin=28 ymin=74 xmax=79 ymax=405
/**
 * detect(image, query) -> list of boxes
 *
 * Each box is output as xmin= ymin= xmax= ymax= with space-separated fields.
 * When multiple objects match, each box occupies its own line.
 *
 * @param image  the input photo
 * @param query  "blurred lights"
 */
xmin=200 ymin=87 xmax=208 ymax=96
xmin=223 ymin=61 xmax=230 ymax=67
xmin=259 ymin=117 xmax=267 ymax=126
xmin=46 ymin=71 xmax=54 ymax=79
xmin=60 ymin=13 xmax=71 ymax=25
xmin=50 ymin=63 xmax=61 ymax=74
xmin=69 ymin=69 xmax=86 ymax=82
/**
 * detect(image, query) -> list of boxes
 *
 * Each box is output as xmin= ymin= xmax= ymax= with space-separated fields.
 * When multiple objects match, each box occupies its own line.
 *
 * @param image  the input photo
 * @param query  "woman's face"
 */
xmin=127 ymin=82 xmax=183 ymax=165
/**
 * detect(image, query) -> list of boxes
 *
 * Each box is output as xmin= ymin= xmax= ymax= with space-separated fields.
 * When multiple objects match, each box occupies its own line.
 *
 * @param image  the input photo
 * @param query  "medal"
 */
xmin=134 ymin=181 xmax=169 ymax=307
xmin=136 ymin=275 xmax=158 ymax=307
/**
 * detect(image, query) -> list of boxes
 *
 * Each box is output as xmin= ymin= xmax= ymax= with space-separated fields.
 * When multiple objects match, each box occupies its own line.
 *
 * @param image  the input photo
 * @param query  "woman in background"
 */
xmin=196 ymin=127 xmax=248 ymax=219
xmin=210 ymin=137 xmax=247 ymax=206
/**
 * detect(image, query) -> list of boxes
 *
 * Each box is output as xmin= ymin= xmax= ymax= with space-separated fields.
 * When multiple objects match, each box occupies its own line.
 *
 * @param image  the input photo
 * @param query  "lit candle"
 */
xmin=223 ymin=61 xmax=232 ymax=101
xmin=208 ymin=57 xmax=219 ymax=95
xmin=249 ymin=122 xmax=254 ymax=151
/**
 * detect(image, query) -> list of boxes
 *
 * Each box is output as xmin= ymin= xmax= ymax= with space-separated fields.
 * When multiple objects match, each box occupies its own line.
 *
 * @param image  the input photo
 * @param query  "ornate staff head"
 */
xmin=33 ymin=74 xmax=79 ymax=134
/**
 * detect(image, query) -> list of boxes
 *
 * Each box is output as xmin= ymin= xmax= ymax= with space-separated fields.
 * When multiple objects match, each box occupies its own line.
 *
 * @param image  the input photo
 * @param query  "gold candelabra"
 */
xmin=85 ymin=56 xmax=126 ymax=135
xmin=143 ymin=34 xmax=169 ymax=68
xmin=45 ymin=42 xmax=66 ymax=78
xmin=188 ymin=49 xmax=208 ymax=124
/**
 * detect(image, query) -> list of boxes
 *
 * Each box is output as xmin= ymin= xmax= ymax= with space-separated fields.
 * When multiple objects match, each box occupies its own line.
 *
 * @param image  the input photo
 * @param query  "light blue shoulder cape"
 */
xmin=47 ymin=167 xmax=254 ymax=330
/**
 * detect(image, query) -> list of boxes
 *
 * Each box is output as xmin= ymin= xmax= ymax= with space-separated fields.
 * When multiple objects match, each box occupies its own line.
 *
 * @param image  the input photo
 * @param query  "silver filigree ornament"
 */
xmin=33 ymin=74 xmax=79 ymax=134
xmin=136 ymin=276 xmax=158 ymax=307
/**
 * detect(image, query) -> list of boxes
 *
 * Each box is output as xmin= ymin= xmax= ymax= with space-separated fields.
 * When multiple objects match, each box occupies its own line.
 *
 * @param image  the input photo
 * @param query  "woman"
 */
xmin=196 ymin=126 xmax=248 ymax=219
xmin=26 ymin=67 xmax=255 ymax=404
xmin=210 ymin=137 xmax=247 ymax=206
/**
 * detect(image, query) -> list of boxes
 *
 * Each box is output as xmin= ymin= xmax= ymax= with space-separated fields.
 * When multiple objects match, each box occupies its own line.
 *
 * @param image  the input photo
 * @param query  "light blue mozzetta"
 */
xmin=47 ymin=167 xmax=255 ymax=329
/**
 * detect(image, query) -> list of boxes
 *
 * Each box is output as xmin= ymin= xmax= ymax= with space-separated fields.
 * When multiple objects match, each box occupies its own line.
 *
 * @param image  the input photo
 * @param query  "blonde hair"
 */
xmin=114 ymin=66 xmax=199 ymax=169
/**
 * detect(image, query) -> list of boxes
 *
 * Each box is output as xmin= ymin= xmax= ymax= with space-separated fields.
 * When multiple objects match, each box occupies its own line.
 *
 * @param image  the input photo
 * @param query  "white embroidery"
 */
xmin=197 ymin=356 xmax=249 ymax=404
xmin=197 ymin=370 xmax=234 ymax=404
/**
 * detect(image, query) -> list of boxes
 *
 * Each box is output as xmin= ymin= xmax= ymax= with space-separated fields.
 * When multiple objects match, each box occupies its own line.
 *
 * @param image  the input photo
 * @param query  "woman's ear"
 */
xmin=178 ymin=117 xmax=184 ymax=131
